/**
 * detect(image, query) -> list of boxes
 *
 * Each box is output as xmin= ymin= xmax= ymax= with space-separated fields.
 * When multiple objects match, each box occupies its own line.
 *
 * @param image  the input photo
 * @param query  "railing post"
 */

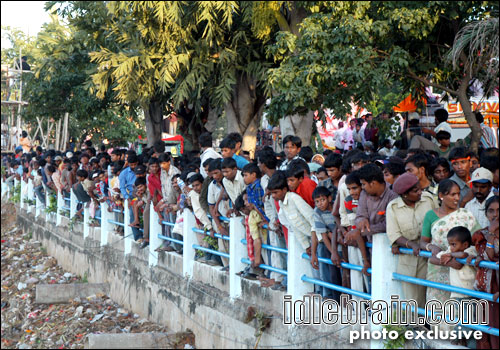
xmin=182 ymin=210 xmax=197 ymax=278
xmin=370 ymin=233 xmax=402 ymax=349
xmin=100 ymin=201 xmax=110 ymax=246
xmin=83 ymin=203 xmax=90 ymax=239
xmin=149 ymin=208 xmax=162 ymax=267
xmin=45 ymin=188 xmax=50 ymax=218
xmin=20 ymin=178 xmax=25 ymax=209
xmin=1 ymin=178 xmax=5 ymax=198
xmin=27 ymin=179 xmax=34 ymax=214
xmin=56 ymin=191 xmax=63 ymax=226
xmin=70 ymin=189 xmax=77 ymax=219
xmin=124 ymin=200 xmax=132 ymax=255
xmin=287 ymin=229 xmax=314 ymax=301
xmin=35 ymin=186 xmax=42 ymax=218
xmin=229 ymin=216 xmax=247 ymax=300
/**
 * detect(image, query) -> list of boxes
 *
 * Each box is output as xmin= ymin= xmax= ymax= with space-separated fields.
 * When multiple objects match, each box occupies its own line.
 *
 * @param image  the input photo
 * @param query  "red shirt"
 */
xmin=294 ymin=177 xmax=317 ymax=208
xmin=148 ymin=172 xmax=162 ymax=203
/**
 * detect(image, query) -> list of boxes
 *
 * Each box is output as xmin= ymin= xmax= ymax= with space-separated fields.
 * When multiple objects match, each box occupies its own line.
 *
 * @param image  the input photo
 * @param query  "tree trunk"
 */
xmin=225 ymin=73 xmax=266 ymax=158
xmin=457 ymin=77 xmax=481 ymax=154
xmin=279 ymin=112 xmax=315 ymax=148
xmin=143 ymin=100 xmax=164 ymax=147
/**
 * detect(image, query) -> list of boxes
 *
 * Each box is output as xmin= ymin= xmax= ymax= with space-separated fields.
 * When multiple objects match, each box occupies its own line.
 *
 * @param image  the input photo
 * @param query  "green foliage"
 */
xmin=266 ymin=1 xmax=498 ymax=126
xmin=44 ymin=194 xmax=58 ymax=214
xmin=9 ymin=184 xmax=21 ymax=204
xmin=382 ymin=323 xmax=407 ymax=349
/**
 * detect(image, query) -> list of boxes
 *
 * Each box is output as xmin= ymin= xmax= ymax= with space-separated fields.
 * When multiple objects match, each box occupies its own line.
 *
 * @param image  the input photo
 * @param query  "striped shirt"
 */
xmin=313 ymin=208 xmax=336 ymax=242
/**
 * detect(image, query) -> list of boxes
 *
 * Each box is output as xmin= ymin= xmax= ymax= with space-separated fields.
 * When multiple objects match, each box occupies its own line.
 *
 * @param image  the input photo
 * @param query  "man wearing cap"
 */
xmin=465 ymin=167 xmax=494 ymax=228
xmin=386 ymin=172 xmax=438 ymax=307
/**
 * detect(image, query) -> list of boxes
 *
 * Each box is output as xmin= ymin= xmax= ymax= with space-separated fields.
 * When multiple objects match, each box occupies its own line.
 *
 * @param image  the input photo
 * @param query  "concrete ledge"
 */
xmin=36 ymin=283 xmax=110 ymax=304
xmin=86 ymin=332 xmax=187 ymax=349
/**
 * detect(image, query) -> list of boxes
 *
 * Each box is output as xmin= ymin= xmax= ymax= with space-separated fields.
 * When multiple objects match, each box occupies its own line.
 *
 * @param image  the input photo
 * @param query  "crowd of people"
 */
xmin=2 ymin=108 xmax=499 ymax=348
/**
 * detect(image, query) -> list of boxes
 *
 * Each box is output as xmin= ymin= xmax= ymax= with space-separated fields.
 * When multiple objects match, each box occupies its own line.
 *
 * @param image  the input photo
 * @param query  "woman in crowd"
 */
xmin=420 ymin=179 xmax=480 ymax=304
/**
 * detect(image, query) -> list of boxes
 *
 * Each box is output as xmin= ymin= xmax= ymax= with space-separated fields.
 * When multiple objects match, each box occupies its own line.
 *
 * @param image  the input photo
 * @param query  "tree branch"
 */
xmin=405 ymin=69 xmax=458 ymax=96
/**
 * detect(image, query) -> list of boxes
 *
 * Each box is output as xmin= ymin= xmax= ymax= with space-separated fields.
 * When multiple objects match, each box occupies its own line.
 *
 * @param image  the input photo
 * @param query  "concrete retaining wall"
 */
xmin=17 ymin=208 xmax=364 ymax=349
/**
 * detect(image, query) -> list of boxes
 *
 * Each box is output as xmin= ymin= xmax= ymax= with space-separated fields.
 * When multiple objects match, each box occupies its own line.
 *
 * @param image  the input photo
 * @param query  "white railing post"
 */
xmin=70 ymin=189 xmax=77 ymax=219
xmin=14 ymin=178 xmax=19 ymax=203
xmin=370 ymin=233 xmax=402 ymax=349
xmin=124 ymin=199 xmax=132 ymax=255
xmin=229 ymin=216 xmax=247 ymax=300
xmin=56 ymin=191 xmax=63 ymax=226
xmin=20 ymin=178 xmax=25 ymax=209
xmin=27 ymin=179 xmax=34 ymax=214
xmin=149 ymin=208 xmax=162 ymax=267
xmin=182 ymin=210 xmax=197 ymax=278
xmin=35 ymin=188 xmax=42 ymax=217
xmin=100 ymin=201 xmax=110 ymax=246
xmin=1 ymin=178 xmax=5 ymax=198
xmin=83 ymin=203 xmax=90 ymax=239
xmin=287 ymin=229 xmax=314 ymax=301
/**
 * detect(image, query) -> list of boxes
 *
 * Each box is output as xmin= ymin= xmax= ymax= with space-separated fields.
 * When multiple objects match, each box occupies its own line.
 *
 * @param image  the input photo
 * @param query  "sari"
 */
xmin=426 ymin=208 xmax=480 ymax=304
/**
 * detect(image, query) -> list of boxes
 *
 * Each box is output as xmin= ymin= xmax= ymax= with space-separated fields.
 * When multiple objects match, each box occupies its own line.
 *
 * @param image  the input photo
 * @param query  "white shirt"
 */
xmin=279 ymin=191 xmax=316 ymax=249
xmin=222 ymin=170 xmax=246 ymax=204
xmin=465 ymin=190 xmax=494 ymax=228
xmin=200 ymin=147 xmax=222 ymax=178
xmin=207 ymin=180 xmax=229 ymax=217
xmin=188 ymin=190 xmax=212 ymax=230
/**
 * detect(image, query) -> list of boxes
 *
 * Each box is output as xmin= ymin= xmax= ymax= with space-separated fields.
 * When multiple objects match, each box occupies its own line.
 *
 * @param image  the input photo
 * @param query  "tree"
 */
xmin=266 ymin=1 xmax=498 ymax=153
xmin=20 ymin=11 xmax=144 ymax=147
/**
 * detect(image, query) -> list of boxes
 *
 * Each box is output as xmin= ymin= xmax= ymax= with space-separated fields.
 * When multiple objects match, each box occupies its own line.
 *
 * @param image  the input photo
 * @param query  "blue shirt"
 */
xmin=232 ymin=154 xmax=249 ymax=170
xmin=40 ymin=167 xmax=48 ymax=185
xmin=119 ymin=166 xmax=136 ymax=200
xmin=247 ymin=179 xmax=268 ymax=221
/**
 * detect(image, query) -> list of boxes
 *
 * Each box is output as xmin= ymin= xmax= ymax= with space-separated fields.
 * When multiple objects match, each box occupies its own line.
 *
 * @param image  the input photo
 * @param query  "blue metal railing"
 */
xmin=192 ymin=244 xmax=230 ymax=259
xmin=241 ymin=258 xmax=288 ymax=276
xmin=241 ymin=239 xmax=288 ymax=254
xmin=192 ymin=227 xmax=230 ymax=241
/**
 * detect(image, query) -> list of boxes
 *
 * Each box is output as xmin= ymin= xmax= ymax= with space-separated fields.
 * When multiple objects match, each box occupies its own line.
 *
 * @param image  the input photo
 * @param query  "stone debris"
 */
xmin=1 ymin=202 xmax=195 ymax=349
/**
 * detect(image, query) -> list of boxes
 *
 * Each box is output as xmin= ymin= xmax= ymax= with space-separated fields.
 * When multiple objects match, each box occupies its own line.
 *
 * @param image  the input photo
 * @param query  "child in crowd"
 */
xmin=435 ymin=130 xmax=453 ymax=159
xmin=285 ymin=160 xmax=317 ymax=208
xmin=129 ymin=177 xmax=149 ymax=243
xmin=319 ymin=153 xmax=343 ymax=196
xmin=430 ymin=157 xmax=451 ymax=186
xmin=268 ymin=171 xmax=316 ymax=274
xmin=311 ymin=186 xmax=341 ymax=301
xmin=279 ymin=135 xmax=303 ymax=170
xmin=221 ymin=157 xmax=245 ymax=212
xmin=219 ymin=137 xmax=249 ymax=170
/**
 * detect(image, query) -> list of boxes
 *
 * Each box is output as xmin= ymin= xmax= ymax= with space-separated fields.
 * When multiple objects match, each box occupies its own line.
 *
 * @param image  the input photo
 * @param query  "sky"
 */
xmin=1 ymin=1 xmax=52 ymax=49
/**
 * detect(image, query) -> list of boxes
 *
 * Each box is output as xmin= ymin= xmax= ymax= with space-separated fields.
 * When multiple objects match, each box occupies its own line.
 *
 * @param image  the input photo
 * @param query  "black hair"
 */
xmin=227 ymin=132 xmax=243 ymax=145
xmin=323 ymin=149 xmax=333 ymax=157
xmin=127 ymin=154 xmax=139 ymax=164
xmin=350 ymin=152 xmax=370 ymax=166
xmin=384 ymin=161 xmax=405 ymax=177
xmin=286 ymin=159 xmax=309 ymax=179
xmin=267 ymin=171 xmax=288 ymax=191
xmin=282 ymin=135 xmax=302 ymax=148
xmin=345 ymin=171 xmax=361 ymax=186
xmin=219 ymin=137 xmax=236 ymax=150
xmin=148 ymin=157 xmax=159 ymax=165
xmin=395 ymin=150 xmax=408 ymax=159
xmin=436 ymin=130 xmax=451 ymax=140
xmin=466 ymin=150 xmax=479 ymax=160
xmin=198 ymin=132 xmax=213 ymax=148
xmin=76 ymin=169 xmax=88 ymax=179
xmin=448 ymin=147 xmax=467 ymax=162
xmin=434 ymin=108 xmax=449 ymax=124
xmin=134 ymin=177 xmax=147 ymax=187
xmin=134 ymin=165 xmax=147 ymax=175
xmin=158 ymin=153 xmax=171 ymax=163
xmin=202 ymin=158 xmax=215 ymax=167
xmin=188 ymin=173 xmax=204 ymax=184
xmin=47 ymin=165 xmax=56 ymax=173
xmin=208 ymin=158 xmax=222 ymax=172
xmin=430 ymin=157 xmax=451 ymax=175
xmin=257 ymin=150 xmax=278 ymax=170
xmin=38 ymin=159 xmax=47 ymax=167
xmin=480 ymin=155 xmax=499 ymax=174
xmin=323 ymin=153 xmax=343 ymax=169
xmin=79 ymin=153 xmax=89 ymax=161
xmin=90 ymin=158 xmax=99 ymax=164
xmin=111 ymin=148 xmax=121 ymax=155
xmin=242 ymin=163 xmax=261 ymax=178
xmin=221 ymin=157 xmax=237 ymax=169
xmin=484 ymin=195 xmax=499 ymax=213
xmin=312 ymin=186 xmax=332 ymax=200
xmin=475 ymin=111 xmax=484 ymax=124
xmin=299 ymin=146 xmax=314 ymax=162
xmin=381 ymin=139 xmax=392 ymax=148
xmin=234 ymin=191 xmax=246 ymax=212
xmin=438 ymin=179 xmax=459 ymax=196
xmin=407 ymin=148 xmax=425 ymax=156
xmin=153 ymin=140 xmax=166 ymax=154
xmin=447 ymin=226 xmax=472 ymax=246
xmin=317 ymin=166 xmax=327 ymax=175
xmin=357 ymin=163 xmax=385 ymax=184
xmin=84 ymin=140 xmax=93 ymax=148
xmin=405 ymin=154 xmax=431 ymax=176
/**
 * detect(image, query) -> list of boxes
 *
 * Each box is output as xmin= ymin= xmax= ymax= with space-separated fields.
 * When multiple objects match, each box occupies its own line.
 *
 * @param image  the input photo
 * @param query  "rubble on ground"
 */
xmin=1 ymin=202 xmax=195 ymax=349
